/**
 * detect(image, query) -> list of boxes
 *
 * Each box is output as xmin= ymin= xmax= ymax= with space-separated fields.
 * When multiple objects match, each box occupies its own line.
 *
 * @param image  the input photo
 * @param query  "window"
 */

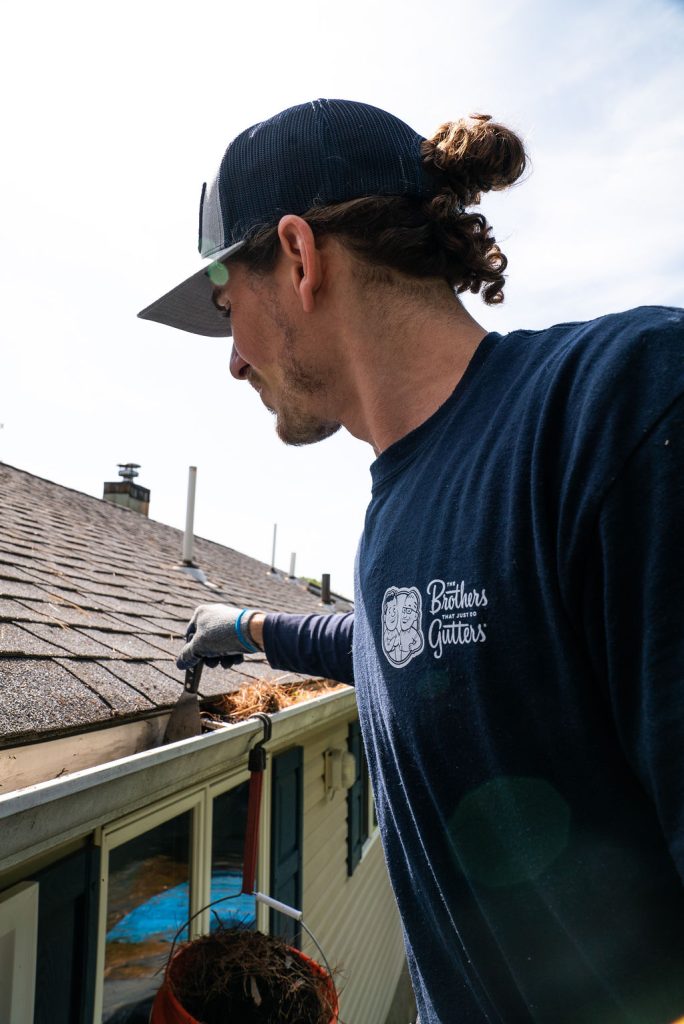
xmin=94 ymin=774 xmax=260 ymax=1023
xmin=33 ymin=846 xmax=100 ymax=1024
xmin=210 ymin=783 xmax=255 ymax=931
xmin=103 ymin=811 xmax=192 ymax=1019
xmin=99 ymin=802 xmax=198 ymax=1023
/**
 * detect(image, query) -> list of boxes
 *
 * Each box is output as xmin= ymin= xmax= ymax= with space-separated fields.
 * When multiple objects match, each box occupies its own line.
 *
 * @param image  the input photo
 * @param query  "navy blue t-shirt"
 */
xmin=264 ymin=307 xmax=684 ymax=1023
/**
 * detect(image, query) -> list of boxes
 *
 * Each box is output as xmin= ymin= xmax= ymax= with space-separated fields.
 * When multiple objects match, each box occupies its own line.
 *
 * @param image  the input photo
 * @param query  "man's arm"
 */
xmin=261 ymin=611 xmax=354 ymax=684
xmin=178 ymin=605 xmax=354 ymax=685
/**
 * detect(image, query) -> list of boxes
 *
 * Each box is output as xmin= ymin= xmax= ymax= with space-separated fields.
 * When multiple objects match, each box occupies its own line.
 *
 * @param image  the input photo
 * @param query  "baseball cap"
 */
xmin=137 ymin=98 xmax=435 ymax=338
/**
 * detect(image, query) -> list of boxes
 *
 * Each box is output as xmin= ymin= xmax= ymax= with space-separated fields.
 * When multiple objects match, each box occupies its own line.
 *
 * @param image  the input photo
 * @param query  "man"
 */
xmin=139 ymin=99 xmax=684 ymax=1023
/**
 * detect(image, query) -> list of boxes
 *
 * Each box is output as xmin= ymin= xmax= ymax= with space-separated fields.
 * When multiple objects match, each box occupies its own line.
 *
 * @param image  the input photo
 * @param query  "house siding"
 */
xmin=299 ymin=719 xmax=406 ymax=1024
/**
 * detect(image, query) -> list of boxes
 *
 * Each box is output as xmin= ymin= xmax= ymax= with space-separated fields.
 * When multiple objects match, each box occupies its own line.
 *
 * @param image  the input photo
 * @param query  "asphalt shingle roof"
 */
xmin=0 ymin=462 xmax=352 ymax=747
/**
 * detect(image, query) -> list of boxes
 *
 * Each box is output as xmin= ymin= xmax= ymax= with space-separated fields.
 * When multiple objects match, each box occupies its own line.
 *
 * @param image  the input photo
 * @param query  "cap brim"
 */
xmin=137 ymin=240 xmax=245 ymax=338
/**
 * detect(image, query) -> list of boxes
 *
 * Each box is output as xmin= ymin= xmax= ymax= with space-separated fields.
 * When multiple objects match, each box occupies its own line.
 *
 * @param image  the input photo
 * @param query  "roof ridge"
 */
xmin=0 ymin=460 xmax=282 ymax=579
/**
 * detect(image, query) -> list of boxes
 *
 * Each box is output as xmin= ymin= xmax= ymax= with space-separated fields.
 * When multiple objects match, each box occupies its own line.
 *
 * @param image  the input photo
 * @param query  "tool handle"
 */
xmin=254 ymin=892 xmax=304 ymax=922
xmin=241 ymin=770 xmax=263 ymax=895
xmin=184 ymin=661 xmax=203 ymax=694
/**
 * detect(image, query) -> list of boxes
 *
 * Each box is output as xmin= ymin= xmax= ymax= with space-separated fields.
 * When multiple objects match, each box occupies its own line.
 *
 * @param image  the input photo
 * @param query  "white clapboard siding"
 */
xmin=298 ymin=716 xmax=407 ymax=1024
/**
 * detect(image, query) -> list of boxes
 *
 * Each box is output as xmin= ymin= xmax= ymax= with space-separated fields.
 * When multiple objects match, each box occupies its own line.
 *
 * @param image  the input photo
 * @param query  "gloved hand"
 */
xmin=177 ymin=604 xmax=260 ymax=670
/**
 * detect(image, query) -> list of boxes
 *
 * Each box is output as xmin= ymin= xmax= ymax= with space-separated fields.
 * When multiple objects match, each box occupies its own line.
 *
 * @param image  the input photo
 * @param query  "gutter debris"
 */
xmin=205 ymin=678 xmax=349 ymax=725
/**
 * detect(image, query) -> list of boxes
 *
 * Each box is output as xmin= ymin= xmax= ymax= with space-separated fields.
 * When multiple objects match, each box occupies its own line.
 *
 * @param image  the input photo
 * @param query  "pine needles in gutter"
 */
xmin=215 ymin=678 xmax=348 ymax=723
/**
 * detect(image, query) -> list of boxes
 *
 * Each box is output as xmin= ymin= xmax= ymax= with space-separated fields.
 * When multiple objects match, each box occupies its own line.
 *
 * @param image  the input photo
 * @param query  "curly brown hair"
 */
xmin=232 ymin=114 xmax=528 ymax=305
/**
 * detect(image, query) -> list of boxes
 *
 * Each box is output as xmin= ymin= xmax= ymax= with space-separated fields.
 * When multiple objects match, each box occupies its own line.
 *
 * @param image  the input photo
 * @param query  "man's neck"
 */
xmin=336 ymin=298 xmax=487 ymax=455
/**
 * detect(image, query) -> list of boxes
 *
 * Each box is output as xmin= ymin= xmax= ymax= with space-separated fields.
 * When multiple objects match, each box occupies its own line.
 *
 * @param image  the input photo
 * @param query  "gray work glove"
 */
xmin=177 ymin=604 xmax=260 ymax=670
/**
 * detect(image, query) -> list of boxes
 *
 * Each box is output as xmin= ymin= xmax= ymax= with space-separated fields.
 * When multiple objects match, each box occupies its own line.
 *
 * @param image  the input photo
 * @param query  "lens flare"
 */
xmin=448 ymin=776 xmax=571 ymax=887
xmin=207 ymin=262 xmax=229 ymax=286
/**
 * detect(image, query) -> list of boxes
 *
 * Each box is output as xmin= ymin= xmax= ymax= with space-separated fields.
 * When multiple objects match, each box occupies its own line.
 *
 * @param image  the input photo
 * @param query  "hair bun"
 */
xmin=422 ymin=114 xmax=527 ymax=206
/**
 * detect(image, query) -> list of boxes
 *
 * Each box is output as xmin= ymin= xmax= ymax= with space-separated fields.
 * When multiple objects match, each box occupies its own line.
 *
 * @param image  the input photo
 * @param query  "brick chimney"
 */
xmin=103 ymin=463 xmax=150 ymax=516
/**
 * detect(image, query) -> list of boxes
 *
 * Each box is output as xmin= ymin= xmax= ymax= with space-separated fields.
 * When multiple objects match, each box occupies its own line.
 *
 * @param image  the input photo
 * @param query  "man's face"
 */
xmin=384 ymin=597 xmax=398 ymax=631
xmin=401 ymin=594 xmax=418 ymax=629
xmin=217 ymin=262 xmax=341 ymax=446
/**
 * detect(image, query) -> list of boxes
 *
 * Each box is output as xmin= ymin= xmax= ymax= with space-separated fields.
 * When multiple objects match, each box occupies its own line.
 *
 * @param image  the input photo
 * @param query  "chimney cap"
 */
xmin=118 ymin=463 xmax=141 ymax=481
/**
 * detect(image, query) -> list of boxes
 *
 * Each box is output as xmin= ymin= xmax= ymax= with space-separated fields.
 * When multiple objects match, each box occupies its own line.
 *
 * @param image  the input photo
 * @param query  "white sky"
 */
xmin=1 ymin=0 xmax=683 ymax=598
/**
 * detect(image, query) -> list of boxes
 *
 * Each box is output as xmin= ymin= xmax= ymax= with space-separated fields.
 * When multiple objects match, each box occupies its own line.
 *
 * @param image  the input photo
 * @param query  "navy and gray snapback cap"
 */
xmin=137 ymin=98 xmax=435 ymax=338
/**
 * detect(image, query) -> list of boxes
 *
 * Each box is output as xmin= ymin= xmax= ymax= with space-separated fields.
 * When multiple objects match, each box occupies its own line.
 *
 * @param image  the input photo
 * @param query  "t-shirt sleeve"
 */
xmin=262 ymin=611 xmax=355 ymax=685
xmin=582 ymin=391 xmax=684 ymax=880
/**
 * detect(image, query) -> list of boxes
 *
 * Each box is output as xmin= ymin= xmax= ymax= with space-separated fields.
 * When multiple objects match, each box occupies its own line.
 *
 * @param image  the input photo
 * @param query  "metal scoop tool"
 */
xmin=163 ymin=661 xmax=204 ymax=743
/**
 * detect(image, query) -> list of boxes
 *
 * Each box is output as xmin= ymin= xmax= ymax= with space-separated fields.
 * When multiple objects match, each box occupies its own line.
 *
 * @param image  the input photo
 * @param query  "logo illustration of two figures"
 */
xmin=382 ymin=586 xmax=425 ymax=667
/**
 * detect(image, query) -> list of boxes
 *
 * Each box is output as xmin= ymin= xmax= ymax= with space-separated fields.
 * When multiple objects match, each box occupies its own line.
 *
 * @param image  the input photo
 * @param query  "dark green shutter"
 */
xmin=347 ymin=720 xmax=368 ymax=875
xmin=270 ymin=746 xmax=303 ymax=946
xmin=32 ymin=843 xmax=101 ymax=1024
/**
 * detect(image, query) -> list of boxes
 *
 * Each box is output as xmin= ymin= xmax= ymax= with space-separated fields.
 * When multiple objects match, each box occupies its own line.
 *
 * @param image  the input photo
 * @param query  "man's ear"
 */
xmin=277 ymin=215 xmax=321 ymax=314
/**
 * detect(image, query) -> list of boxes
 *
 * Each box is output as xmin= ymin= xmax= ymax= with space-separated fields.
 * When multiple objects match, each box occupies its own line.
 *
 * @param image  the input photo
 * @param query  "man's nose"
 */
xmin=230 ymin=345 xmax=250 ymax=380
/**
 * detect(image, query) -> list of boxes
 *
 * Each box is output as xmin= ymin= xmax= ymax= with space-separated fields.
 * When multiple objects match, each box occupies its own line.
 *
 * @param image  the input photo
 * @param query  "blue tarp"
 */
xmin=106 ymin=869 xmax=256 ymax=943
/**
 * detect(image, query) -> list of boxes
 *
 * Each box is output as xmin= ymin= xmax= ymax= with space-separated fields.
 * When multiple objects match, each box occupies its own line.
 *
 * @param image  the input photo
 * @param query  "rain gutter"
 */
xmin=0 ymin=686 xmax=355 ymax=875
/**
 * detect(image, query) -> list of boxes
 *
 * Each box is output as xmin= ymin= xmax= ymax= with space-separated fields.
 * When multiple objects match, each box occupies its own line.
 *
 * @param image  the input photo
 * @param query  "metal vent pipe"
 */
xmin=182 ymin=466 xmax=197 ymax=566
xmin=269 ymin=523 xmax=277 ymax=573
xmin=321 ymin=573 xmax=332 ymax=604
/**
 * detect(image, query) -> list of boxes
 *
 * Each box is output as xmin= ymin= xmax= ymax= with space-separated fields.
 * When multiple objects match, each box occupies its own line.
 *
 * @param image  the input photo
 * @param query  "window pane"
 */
xmin=210 ymin=782 xmax=255 ymax=930
xmin=103 ymin=811 xmax=191 ymax=1022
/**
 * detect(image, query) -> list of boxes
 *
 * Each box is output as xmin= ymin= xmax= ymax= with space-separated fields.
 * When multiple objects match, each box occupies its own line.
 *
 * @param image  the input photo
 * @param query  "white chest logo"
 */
xmin=381 ymin=586 xmax=425 ymax=668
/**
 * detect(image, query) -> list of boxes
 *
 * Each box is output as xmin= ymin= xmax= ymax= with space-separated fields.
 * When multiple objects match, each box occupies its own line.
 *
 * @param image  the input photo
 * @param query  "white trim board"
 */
xmin=0 ymin=715 xmax=169 ymax=795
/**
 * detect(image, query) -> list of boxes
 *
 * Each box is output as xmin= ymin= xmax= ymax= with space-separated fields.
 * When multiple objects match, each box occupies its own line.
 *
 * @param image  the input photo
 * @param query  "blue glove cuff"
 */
xmin=235 ymin=608 xmax=259 ymax=653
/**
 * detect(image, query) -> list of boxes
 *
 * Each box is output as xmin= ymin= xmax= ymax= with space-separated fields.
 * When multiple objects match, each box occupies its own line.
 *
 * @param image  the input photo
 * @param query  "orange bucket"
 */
xmin=150 ymin=940 xmax=338 ymax=1024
